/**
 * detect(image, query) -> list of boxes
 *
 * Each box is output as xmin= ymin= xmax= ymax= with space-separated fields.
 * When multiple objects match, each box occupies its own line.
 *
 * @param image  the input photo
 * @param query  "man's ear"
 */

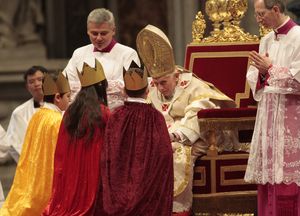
xmin=25 ymin=82 xmax=29 ymax=91
xmin=273 ymin=5 xmax=280 ymax=13
xmin=54 ymin=93 xmax=61 ymax=104
xmin=111 ymin=26 xmax=116 ymax=36
xmin=145 ymin=87 xmax=150 ymax=95
xmin=174 ymin=71 xmax=180 ymax=79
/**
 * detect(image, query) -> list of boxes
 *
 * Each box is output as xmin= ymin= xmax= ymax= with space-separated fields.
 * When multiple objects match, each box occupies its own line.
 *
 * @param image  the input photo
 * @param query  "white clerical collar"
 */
xmin=126 ymin=97 xmax=147 ymax=103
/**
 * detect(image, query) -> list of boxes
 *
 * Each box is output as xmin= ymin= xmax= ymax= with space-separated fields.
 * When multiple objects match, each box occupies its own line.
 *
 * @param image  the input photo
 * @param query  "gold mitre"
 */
xmin=123 ymin=61 xmax=148 ymax=91
xmin=43 ymin=72 xmax=70 ymax=96
xmin=136 ymin=24 xmax=175 ymax=78
xmin=77 ymin=59 xmax=106 ymax=87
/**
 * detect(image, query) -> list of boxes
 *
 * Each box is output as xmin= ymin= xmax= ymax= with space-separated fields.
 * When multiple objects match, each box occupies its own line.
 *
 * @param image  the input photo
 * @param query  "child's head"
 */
xmin=65 ymin=60 xmax=107 ymax=140
xmin=77 ymin=59 xmax=108 ymax=104
xmin=123 ymin=61 xmax=148 ymax=98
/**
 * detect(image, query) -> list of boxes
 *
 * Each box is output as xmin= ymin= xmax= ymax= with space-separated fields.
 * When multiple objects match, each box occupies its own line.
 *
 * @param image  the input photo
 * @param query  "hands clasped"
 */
xmin=249 ymin=51 xmax=272 ymax=75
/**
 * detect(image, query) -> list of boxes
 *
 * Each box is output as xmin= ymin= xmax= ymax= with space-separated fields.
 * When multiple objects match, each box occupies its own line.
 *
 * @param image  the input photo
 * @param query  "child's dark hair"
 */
xmin=125 ymin=85 xmax=148 ymax=98
xmin=64 ymin=80 xmax=108 ymax=141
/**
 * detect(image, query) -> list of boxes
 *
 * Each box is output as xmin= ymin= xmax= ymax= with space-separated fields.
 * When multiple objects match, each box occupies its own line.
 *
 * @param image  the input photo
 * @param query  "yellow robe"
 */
xmin=0 ymin=106 xmax=62 ymax=216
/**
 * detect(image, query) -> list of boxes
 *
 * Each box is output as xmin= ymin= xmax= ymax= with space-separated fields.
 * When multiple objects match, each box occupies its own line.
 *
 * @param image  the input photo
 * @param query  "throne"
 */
xmin=185 ymin=1 xmax=264 ymax=214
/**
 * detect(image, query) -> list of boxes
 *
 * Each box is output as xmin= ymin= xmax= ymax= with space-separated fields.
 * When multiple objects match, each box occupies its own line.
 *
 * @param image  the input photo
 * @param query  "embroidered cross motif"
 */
xmin=180 ymin=80 xmax=188 ymax=87
xmin=150 ymin=80 xmax=155 ymax=87
xmin=162 ymin=103 xmax=169 ymax=111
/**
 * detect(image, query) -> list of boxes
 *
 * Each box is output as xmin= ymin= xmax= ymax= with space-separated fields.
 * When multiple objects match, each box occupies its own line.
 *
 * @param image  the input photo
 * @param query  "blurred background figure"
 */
xmin=5 ymin=66 xmax=46 ymax=157
xmin=0 ymin=0 xmax=44 ymax=48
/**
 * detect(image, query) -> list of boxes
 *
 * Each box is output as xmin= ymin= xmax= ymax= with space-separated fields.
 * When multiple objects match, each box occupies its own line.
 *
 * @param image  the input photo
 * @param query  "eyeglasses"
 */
xmin=254 ymin=7 xmax=273 ymax=19
xmin=254 ymin=10 xmax=268 ymax=18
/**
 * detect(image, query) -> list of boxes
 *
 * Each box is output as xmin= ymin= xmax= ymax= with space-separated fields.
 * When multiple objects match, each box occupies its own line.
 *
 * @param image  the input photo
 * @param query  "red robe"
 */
xmin=101 ymin=101 xmax=174 ymax=216
xmin=42 ymin=104 xmax=110 ymax=216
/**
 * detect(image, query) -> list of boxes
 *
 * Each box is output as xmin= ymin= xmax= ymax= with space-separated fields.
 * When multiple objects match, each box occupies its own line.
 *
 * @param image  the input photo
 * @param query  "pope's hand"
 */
xmin=171 ymin=142 xmax=181 ymax=152
xmin=169 ymin=132 xmax=180 ymax=142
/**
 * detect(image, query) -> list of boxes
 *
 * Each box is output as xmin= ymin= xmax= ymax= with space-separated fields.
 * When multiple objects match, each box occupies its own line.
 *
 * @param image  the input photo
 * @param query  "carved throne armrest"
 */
xmin=197 ymin=107 xmax=257 ymax=156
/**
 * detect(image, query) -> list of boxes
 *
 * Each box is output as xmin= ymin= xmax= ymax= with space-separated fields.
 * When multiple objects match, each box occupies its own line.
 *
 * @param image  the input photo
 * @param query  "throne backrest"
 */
xmin=184 ymin=42 xmax=259 ymax=108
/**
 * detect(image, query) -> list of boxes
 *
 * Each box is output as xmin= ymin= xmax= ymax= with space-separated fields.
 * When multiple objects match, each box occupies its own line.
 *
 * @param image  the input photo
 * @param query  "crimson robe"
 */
xmin=42 ymin=104 xmax=110 ymax=216
xmin=101 ymin=101 xmax=174 ymax=216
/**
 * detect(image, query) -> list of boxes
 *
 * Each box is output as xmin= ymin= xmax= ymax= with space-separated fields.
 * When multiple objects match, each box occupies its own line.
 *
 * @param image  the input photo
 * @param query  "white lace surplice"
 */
xmin=245 ymin=27 xmax=300 ymax=185
xmin=106 ymin=79 xmax=125 ymax=111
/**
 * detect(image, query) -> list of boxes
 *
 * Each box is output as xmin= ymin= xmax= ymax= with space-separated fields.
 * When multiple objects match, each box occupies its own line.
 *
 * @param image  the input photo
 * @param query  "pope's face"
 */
xmin=152 ymin=73 xmax=179 ymax=98
xmin=87 ymin=22 xmax=115 ymax=51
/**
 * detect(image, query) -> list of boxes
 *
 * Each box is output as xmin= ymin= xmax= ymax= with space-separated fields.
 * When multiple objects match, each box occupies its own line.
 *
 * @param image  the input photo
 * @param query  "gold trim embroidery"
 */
xmin=193 ymin=166 xmax=206 ymax=186
xmin=220 ymin=165 xmax=249 ymax=186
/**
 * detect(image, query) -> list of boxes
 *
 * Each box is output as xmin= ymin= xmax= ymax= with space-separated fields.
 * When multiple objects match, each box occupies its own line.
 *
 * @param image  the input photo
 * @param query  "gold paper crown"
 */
xmin=123 ymin=61 xmax=148 ymax=91
xmin=136 ymin=24 xmax=175 ymax=78
xmin=77 ymin=59 xmax=106 ymax=87
xmin=43 ymin=72 xmax=71 ymax=96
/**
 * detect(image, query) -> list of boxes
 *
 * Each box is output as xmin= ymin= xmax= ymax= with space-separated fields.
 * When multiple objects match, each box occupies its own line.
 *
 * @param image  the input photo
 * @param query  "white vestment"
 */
xmin=245 ymin=25 xmax=300 ymax=185
xmin=64 ymin=43 xmax=140 ymax=110
xmin=0 ymin=124 xmax=10 ymax=164
xmin=148 ymin=71 xmax=235 ymax=212
xmin=5 ymin=98 xmax=38 ymax=154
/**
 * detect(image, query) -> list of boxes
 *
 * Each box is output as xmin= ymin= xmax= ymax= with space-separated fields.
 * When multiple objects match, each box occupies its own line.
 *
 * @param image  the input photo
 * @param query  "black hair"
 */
xmin=64 ymin=79 xmax=108 ymax=142
xmin=43 ymin=92 xmax=68 ymax=103
xmin=125 ymin=85 xmax=148 ymax=98
xmin=24 ymin=65 xmax=48 ymax=82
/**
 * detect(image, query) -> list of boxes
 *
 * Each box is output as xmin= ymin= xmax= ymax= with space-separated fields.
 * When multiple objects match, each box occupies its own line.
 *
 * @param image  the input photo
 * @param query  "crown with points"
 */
xmin=136 ymin=24 xmax=175 ymax=78
xmin=123 ymin=61 xmax=148 ymax=91
xmin=77 ymin=59 xmax=106 ymax=87
xmin=43 ymin=71 xmax=70 ymax=96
